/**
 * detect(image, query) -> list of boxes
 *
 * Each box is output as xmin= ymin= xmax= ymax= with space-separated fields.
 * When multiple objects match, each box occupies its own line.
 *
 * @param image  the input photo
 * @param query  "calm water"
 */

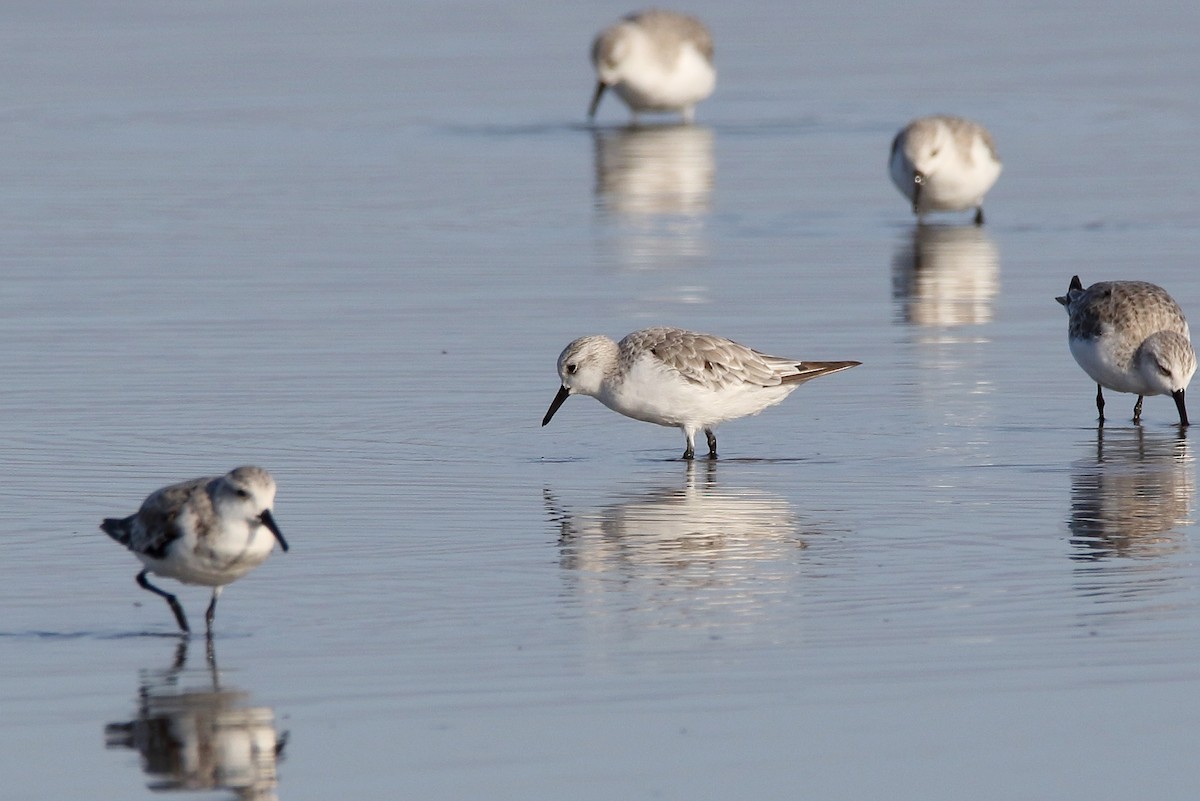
xmin=4 ymin=1 xmax=1200 ymax=798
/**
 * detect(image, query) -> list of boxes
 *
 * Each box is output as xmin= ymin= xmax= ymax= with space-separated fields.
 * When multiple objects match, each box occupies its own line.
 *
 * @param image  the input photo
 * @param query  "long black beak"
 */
xmin=542 ymin=385 xmax=571 ymax=426
xmin=912 ymin=171 xmax=924 ymax=214
xmin=587 ymin=81 xmax=607 ymax=120
xmin=259 ymin=509 xmax=289 ymax=552
xmin=1174 ymin=389 xmax=1189 ymax=427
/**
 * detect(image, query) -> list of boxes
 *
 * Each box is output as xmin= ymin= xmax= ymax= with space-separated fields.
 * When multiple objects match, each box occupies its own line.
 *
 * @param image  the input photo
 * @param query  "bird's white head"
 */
xmin=1136 ymin=332 xmax=1197 ymax=397
xmin=592 ymin=22 xmax=640 ymax=86
xmin=900 ymin=119 xmax=956 ymax=179
xmin=213 ymin=466 xmax=289 ymax=551
xmin=558 ymin=335 xmax=618 ymax=396
xmin=542 ymin=335 xmax=618 ymax=426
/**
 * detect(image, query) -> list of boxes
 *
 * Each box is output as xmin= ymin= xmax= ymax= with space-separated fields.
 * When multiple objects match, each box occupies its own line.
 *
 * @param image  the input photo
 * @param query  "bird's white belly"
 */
xmin=601 ymin=362 xmax=795 ymax=430
xmin=920 ymin=160 xmax=1002 ymax=211
xmin=615 ymin=47 xmax=714 ymax=111
xmin=140 ymin=527 xmax=277 ymax=587
xmin=1069 ymin=335 xmax=1149 ymax=395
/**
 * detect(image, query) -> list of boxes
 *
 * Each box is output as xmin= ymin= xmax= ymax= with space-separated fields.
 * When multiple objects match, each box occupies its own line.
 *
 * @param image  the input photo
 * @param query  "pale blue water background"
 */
xmin=3 ymin=1 xmax=1200 ymax=798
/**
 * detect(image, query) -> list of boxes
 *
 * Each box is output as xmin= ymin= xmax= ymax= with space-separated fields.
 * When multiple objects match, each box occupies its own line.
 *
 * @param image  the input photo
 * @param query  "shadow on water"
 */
xmin=544 ymin=461 xmax=842 ymax=628
xmin=435 ymin=117 xmax=821 ymax=139
xmin=435 ymin=121 xmax=590 ymax=138
xmin=591 ymin=124 xmax=713 ymax=273
xmin=0 ymin=630 xmax=249 ymax=641
xmin=105 ymin=639 xmax=287 ymax=801
xmin=891 ymin=223 xmax=999 ymax=328
xmin=536 ymin=455 xmax=819 ymax=467
xmin=1068 ymin=427 xmax=1194 ymax=562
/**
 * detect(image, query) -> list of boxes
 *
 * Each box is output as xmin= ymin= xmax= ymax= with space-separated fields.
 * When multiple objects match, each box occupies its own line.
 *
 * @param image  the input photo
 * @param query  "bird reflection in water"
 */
xmin=892 ymin=224 xmax=999 ymax=327
xmin=105 ymin=640 xmax=287 ymax=801
xmin=592 ymin=124 xmax=714 ymax=274
xmin=1069 ymin=427 xmax=1193 ymax=561
xmin=546 ymin=461 xmax=832 ymax=626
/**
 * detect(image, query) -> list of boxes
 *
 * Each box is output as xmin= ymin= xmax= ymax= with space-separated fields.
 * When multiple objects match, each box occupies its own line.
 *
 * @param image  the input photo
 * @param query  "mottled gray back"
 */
xmin=629 ymin=10 xmax=713 ymax=63
xmin=593 ymin=10 xmax=712 ymax=71
xmin=620 ymin=327 xmax=785 ymax=389
xmin=1066 ymin=281 xmax=1189 ymax=341
xmin=102 ymin=475 xmax=214 ymax=558
xmin=907 ymin=115 xmax=999 ymax=165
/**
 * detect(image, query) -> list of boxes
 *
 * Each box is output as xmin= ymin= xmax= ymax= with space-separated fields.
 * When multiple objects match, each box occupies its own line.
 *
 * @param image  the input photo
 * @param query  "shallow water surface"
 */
xmin=3 ymin=1 xmax=1200 ymax=799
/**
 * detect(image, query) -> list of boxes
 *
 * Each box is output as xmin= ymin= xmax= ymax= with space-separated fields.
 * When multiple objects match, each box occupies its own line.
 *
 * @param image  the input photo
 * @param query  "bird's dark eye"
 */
xmin=567 ymin=363 xmax=578 ymax=375
xmin=236 ymin=488 xmax=250 ymax=498
xmin=1158 ymin=364 xmax=1173 ymax=378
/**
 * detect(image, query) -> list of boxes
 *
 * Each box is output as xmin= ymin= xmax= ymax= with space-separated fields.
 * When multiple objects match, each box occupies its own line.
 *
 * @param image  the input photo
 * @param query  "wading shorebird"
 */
xmin=101 ymin=466 xmax=288 ymax=634
xmin=588 ymin=9 xmax=715 ymax=124
xmin=542 ymin=327 xmax=860 ymax=459
xmin=1056 ymin=275 xmax=1195 ymax=426
xmin=889 ymin=115 xmax=1002 ymax=225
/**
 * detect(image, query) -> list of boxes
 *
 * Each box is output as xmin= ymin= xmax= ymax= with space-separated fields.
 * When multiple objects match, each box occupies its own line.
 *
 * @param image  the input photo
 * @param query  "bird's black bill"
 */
xmin=911 ymin=172 xmax=924 ymax=214
xmin=260 ymin=509 xmax=289 ymax=552
xmin=587 ymin=81 xmax=607 ymax=120
xmin=1174 ymin=389 xmax=1189 ymax=427
xmin=542 ymin=385 xmax=571 ymax=426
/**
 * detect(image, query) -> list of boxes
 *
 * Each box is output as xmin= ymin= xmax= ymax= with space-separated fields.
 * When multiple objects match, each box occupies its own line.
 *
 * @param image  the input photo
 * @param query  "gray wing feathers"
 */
xmin=624 ymin=328 xmax=853 ymax=390
xmin=944 ymin=115 xmax=1000 ymax=162
xmin=1067 ymin=281 xmax=1188 ymax=341
xmin=628 ymin=10 xmax=713 ymax=62
xmin=102 ymin=476 xmax=212 ymax=558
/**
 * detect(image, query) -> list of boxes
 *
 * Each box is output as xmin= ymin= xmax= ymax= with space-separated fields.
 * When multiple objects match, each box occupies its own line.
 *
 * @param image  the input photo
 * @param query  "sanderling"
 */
xmin=541 ymin=327 xmax=860 ymax=459
xmin=588 ymin=9 xmax=715 ymax=123
xmin=1056 ymin=275 xmax=1196 ymax=426
xmin=101 ymin=466 xmax=289 ymax=634
xmin=889 ymin=115 xmax=1002 ymax=225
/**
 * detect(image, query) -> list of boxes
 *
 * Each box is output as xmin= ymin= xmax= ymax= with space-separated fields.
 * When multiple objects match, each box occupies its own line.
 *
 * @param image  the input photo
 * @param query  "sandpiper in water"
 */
xmin=588 ymin=9 xmax=715 ymax=124
xmin=1056 ymin=275 xmax=1195 ymax=426
xmin=101 ymin=466 xmax=289 ymax=634
xmin=889 ymin=115 xmax=1002 ymax=225
xmin=542 ymin=327 xmax=860 ymax=459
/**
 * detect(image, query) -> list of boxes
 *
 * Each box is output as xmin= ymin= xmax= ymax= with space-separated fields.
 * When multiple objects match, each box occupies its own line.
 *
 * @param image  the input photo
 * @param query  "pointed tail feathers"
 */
xmin=100 ymin=516 xmax=134 ymax=546
xmin=1056 ymin=275 xmax=1084 ymax=307
xmin=782 ymin=360 xmax=861 ymax=385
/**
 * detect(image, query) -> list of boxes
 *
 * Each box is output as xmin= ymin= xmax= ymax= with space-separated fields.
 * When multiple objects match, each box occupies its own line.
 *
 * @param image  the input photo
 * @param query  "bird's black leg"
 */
xmin=974 ymin=207 xmax=985 ymax=226
xmin=705 ymin=428 xmax=718 ymax=459
xmin=205 ymin=587 xmax=223 ymax=631
xmin=1133 ymin=395 xmax=1144 ymax=425
xmin=137 ymin=569 xmax=189 ymax=633
xmin=682 ymin=445 xmax=695 ymax=460
xmin=1095 ymin=384 xmax=1106 ymax=425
